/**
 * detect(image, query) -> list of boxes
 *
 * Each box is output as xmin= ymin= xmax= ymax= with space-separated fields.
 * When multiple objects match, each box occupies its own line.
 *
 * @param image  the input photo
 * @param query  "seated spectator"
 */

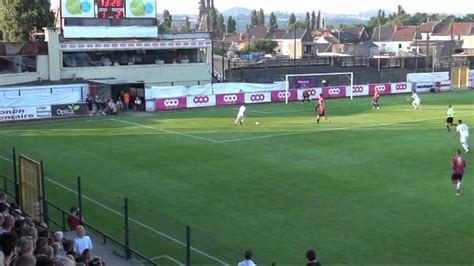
xmin=73 ymin=226 xmax=92 ymax=257
xmin=13 ymin=219 xmax=26 ymax=236
xmin=67 ymin=207 xmax=81 ymax=231
xmin=0 ymin=203 xmax=8 ymax=216
xmin=306 ymin=249 xmax=322 ymax=266
xmin=50 ymin=241 xmax=63 ymax=259
xmin=80 ymin=248 xmax=92 ymax=264
xmin=38 ymin=245 xmax=54 ymax=259
xmin=0 ymin=192 xmax=9 ymax=206
xmin=238 ymin=250 xmax=256 ymax=266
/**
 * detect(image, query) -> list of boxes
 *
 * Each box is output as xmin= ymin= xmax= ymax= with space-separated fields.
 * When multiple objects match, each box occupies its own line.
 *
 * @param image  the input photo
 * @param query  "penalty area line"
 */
xmin=110 ymin=119 xmax=219 ymax=143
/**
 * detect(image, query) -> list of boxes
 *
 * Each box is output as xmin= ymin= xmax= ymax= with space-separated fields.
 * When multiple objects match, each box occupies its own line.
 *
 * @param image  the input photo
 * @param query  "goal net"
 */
xmin=284 ymin=72 xmax=354 ymax=104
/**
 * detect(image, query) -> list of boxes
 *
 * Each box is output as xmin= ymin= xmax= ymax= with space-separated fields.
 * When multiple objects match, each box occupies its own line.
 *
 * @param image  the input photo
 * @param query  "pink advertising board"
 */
xmin=156 ymin=97 xmax=187 ymax=110
xmin=322 ymin=86 xmax=347 ymax=98
xmin=369 ymin=83 xmax=391 ymax=95
xmin=271 ymin=90 xmax=298 ymax=102
xmin=216 ymin=93 xmax=244 ymax=106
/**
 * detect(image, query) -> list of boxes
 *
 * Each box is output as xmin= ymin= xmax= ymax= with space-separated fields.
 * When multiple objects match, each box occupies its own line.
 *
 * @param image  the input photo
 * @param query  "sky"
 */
xmin=50 ymin=0 xmax=473 ymax=15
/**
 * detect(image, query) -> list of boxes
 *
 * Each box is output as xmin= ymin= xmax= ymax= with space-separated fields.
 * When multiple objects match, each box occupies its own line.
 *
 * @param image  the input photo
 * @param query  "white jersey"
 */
xmin=411 ymin=93 xmax=420 ymax=102
xmin=456 ymin=124 xmax=469 ymax=138
xmin=238 ymin=105 xmax=246 ymax=116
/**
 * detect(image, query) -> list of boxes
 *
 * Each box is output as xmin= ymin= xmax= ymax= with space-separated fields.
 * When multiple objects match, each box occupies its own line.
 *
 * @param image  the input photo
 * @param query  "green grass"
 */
xmin=0 ymin=90 xmax=473 ymax=265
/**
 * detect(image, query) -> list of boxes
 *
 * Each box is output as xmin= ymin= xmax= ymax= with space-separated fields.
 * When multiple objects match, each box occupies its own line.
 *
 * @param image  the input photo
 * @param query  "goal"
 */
xmin=284 ymin=72 xmax=354 ymax=104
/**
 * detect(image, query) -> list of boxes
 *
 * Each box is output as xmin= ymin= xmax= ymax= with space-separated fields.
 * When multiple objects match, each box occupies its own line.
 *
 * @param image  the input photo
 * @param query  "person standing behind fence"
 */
xmin=67 ymin=207 xmax=81 ymax=231
xmin=238 ymin=250 xmax=256 ymax=266
xmin=123 ymin=92 xmax=130 ymax=112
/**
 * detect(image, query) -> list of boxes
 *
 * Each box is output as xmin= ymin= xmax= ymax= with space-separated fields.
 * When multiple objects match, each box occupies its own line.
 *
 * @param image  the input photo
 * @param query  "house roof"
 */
xmin=330 ymin=31 xmax=360 ymax=44
xmin=249 ymin=25 xmax=270 ymax=39
xmin=392 ymin=26 xmax=418 ymax=42
xmin=451 ymin=22 xmax=473 ymax=36
xmin=314 ymin=43 xmax=332 ymax=53
xmin=371 ymin=25 xmax=395 ymax=42
xmin=223 ymin=33 xmax=248 ymax=44
xmin=340 ymin=26 xmax=365 ymax=37
xmin=419 ymin=21 xmax=441 ymax=33
xmin=269 ymin=29 xmax=307 ymax=40
xmin=432 ymin=21 xmax=451 ymax=35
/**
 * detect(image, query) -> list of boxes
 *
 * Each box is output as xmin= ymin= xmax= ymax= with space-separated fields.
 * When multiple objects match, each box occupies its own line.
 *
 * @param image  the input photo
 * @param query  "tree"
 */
xmin=269 ymin=12 xmax=278 ymax=29
xmin=461 ymin=14 xmax=474 ymax=22
xmin=0 ymin=0 xmax=54 ymax=41
xmin=179 ymin=17 xmax=191 ymax=33
xmin=160 ymin=9 xmax=173 ymax=32
xmin=257 ymin=8 xmax=265 ymax=25
xmin=288 ymin=13 xmax=296 ymax=28
xmin=304 ymin=12 xmax=311 ymax=30
xmin=217 ymin=13 xmax=226 ymax=35
xmin=250 ymin=9 xmax=258 ymax=26
xmin=311 ymin=11 xmax=316 ymax=30
xmin=242 ymin=39 xmax=278 ymax=54
xmin=227 ymin=16 xmax=237 ymax=34
xmin=316 ymin=11 xmax=321 ymax=29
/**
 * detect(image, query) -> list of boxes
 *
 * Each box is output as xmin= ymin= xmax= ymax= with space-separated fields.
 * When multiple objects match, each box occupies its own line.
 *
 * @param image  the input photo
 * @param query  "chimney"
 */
xmin=239 ymin=33 xmax=243 ymax=41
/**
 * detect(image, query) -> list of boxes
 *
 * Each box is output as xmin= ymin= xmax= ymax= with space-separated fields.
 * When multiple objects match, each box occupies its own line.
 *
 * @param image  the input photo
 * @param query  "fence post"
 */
xmin=40 ymin=161 xmax=48 ymax=227
xmin=12 ymin=147 xmax=19 ymax=205
xmin=124 ymin=197 xmax=131 ymax=260
xmin=186 ymin=225 xmax=191 ymax=266
xmin=77 ymin=177 xmax=83 ymax=224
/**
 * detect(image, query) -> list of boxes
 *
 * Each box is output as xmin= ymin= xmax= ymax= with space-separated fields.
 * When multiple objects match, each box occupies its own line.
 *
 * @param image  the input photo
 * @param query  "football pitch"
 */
xmin=0 ymin=90 xmax=473 ymax=265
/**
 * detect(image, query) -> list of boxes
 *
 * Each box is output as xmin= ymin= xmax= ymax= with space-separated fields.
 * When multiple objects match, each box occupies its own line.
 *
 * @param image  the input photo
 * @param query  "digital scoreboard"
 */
xmin=97 ymin=0 xmax=125 ymax=19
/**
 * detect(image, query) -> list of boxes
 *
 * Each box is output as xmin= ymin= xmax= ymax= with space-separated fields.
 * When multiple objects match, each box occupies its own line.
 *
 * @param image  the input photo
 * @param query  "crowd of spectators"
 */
xmin=0 ymin=192 xmax=105 ymax=266
xmin=85 ymin=92 xmax=143 ymax=116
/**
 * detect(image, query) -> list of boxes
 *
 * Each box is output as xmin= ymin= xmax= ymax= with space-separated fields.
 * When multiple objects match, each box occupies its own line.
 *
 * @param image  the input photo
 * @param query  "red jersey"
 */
xmin=373 ymin=90 xmax=380 ymax=100
xmin=318 ymin=96 xmax=325 ymax=111
xmin=452 ymin=155 xmax=466 ymax=175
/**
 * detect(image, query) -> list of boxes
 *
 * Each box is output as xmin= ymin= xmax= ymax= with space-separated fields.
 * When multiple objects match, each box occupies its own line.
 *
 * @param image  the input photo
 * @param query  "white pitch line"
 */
xmin=141 ymin=255 xmax=185 ymax=266
xmin=110 ymin=119 xmax=219 ymax=143
xmin=0 ymin=155 xmax=229 ymax=265
xmin=216 ymin=115 xmax=472 ymax=143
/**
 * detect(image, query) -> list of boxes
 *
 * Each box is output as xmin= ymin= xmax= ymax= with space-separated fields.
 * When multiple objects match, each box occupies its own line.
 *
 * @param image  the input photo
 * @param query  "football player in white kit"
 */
xmin=407 ymin=90 xmax=421 ymax=110
xmin=455 ymin=120 xmax=470 ymax=153
xmin=234 ymin=104 xmax=246 ymax=126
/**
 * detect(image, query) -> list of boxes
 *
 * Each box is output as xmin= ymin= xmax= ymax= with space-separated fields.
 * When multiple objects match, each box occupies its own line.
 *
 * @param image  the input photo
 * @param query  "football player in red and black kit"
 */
xmin=316 ymin=94 xmax=331 ymax=124
xmin=451 ymin=149 xmax=466 ymax=196
xmin=372 ymin=89 xmax=380 ymax=109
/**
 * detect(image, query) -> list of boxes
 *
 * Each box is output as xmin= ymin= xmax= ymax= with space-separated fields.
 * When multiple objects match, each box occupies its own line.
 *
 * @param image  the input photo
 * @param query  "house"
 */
xmin=268 ymin=29 xmax=314 ymax=59
xmin=430 ymin=22 xmax=474 ymax=53
xmin=371 ymin=25 xmax=396 ymax=54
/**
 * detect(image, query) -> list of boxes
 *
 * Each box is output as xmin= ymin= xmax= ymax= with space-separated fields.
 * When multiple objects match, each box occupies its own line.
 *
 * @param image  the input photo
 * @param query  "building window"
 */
xmin=0 ymin=56 xmax=37 ymax=74
xmin=62 ymin=48 xmax=205 ymax=68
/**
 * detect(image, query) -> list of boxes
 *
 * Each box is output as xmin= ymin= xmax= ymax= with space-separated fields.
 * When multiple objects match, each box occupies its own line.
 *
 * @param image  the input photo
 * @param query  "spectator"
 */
xmin=123 ymin=92 xmax=130 ymax=111
xmin=17 ymin=236 xmax=35 ymax=256
xmin=89 ymin=256 xmax=106 ymax=266
xmin=80 ymin=248 xmax=92 ymax=264
xmin=22 ymin=226 xmax=38 ymax=242
xmin=116 ymin=97 xmax=124 ymax=112
xmin=50 ymin=242 xmax=63 ymax=259
xmin=134 ymin=97 xmax=142 ymax=111
xmin=238 ymin=250 xmax=256 ymax=266
xmin=34 ymin=237 xmax=49 ymax=255
xmin=1 ymin=215 xmax=15 ymax=234
xmin=0 ymin=203 xmax=8 ymax=216
xmin=306 ymin=249 xmax=322 ymax=266
xmin=0 ymin=231 xmax=19 ymax=265
xmin=13 ymin=254 xmax=36 ymax=266
xmin=13 ymin=219 xmax=26 ymax=236
xmin=35 ymin=254 xmax=54 ymax=266
xmin=0 ymin=192 xmax=9 ymax=206
xmin=73 ymin=226 xmax=92 ymax=257
xmin=67 ymin=207 xmax=81 ymax=231
xmin=38 ymin=245 xmax=54 ymax=259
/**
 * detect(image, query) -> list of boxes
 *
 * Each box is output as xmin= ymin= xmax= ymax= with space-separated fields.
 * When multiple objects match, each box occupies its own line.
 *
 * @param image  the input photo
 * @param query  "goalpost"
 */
xmin=285 ymin=72 xmax=354 ymax=104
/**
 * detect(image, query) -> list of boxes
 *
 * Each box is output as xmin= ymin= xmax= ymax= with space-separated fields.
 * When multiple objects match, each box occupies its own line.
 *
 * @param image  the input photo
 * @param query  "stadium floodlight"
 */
xmin=285 ymin=72 xmax=354 ymax=104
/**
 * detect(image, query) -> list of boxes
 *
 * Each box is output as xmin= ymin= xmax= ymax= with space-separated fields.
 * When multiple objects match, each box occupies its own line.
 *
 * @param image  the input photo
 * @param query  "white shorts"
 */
xmin=413 ymin=100 xmax=420 ymax=105
xmin=460 ymin=136 xmax=469 ymax=144
xmin=236 ymin=114 xmax=245 ymax=120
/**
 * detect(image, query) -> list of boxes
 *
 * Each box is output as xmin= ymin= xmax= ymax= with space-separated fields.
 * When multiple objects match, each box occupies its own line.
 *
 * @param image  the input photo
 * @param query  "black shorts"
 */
xmin=446 ymin=117 xmax=454 ymax=124
xmin=451 ymin=174 xmax=463 ymax=181
xmin=318 ymin=110 xmax=325 ymax=116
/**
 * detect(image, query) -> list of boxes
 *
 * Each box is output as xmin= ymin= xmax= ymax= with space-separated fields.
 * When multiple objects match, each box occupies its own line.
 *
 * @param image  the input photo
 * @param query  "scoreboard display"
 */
xmin=97 ymin=0 xmax=125 ymax=19
xmin=61 ymin=0 xmax=156 ymax=19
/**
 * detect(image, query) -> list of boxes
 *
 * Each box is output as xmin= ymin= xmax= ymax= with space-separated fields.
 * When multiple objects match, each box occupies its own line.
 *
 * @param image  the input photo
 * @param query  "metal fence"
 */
xmin=0 ymin=147 xmax=276 ymax=265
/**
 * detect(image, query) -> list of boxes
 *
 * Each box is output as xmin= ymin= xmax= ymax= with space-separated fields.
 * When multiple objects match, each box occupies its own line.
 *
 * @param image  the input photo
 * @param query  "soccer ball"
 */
xmin=255 ymin=121 xmax=260 ymax=126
